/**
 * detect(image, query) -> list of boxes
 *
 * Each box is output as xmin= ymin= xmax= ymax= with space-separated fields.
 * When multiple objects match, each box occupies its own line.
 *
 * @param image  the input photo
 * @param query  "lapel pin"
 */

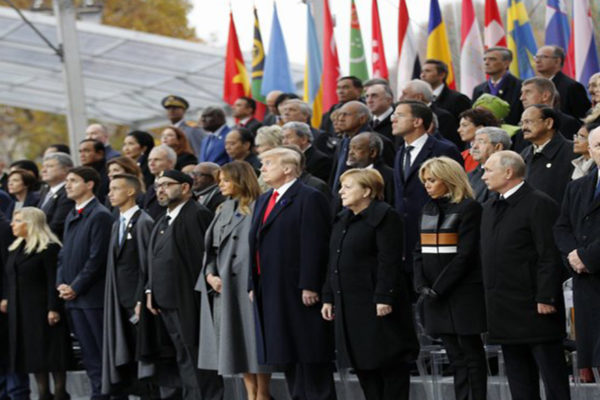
xmin=546 ymin=163 xmax=552 ymax=168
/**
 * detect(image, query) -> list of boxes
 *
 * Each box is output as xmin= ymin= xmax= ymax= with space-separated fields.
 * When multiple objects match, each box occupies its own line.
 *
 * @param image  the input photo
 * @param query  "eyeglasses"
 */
xmin=518 ymin=118 xmax=545 ymax=127
xmin=154 ymin=181 xmax=182 ymax=190
xmin=533 ymin=55 xmax=559 ymax=61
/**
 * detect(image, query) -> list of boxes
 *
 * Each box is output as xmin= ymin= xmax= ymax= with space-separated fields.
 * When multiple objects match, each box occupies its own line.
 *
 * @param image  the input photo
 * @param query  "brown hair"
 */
xmin=218 ymin=161 xmax=261 ymax=215
xmin=163 ymin=126 xmax=194 ymax=155
xmin=107 ymin=156 xmax=146 ymax=192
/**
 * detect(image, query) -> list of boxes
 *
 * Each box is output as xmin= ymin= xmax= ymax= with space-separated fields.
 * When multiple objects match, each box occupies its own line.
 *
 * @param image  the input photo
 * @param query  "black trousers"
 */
xmin=355 ymin=362 xmax=411 ymax=400
xmin=283 ymin=362 xmax=337 ymax=400
xmin=159 ymin=309 xmax=223 ymax=400
xmin=502 ymin=341 xmax=571 ymax=400
xmin=440 ymin=334 xmax=487 ymax=400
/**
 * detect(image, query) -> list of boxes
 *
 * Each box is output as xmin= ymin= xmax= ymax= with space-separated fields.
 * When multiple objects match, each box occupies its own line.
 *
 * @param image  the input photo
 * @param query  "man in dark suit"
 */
xmin=472 ymin=47 xmax=523 ymax=125
xmin=38 ymin=152 xmax=75 ymax=238
xmin=399 ymin=79 xmax=462 ymax=149
xmin=364 ymin=80 xmax=395 ymax=143
xmin=554 ymin=127 xmax=600 ymax=372
xmin=225 ymin=128 xmax=262 ymax=175
xmin=233 ymin=96 xmax=263 ymax=136
xmin=262 ymin=90 xmax=283 ymax=126
xmin=520 ymin=77 xmax=582 ymax=139
xmin=519 ymin=105 xmax=576 ymax=205
xmin=535 ymin=45 xmax=591 ymax=119
xmin=198 ymin=106 xmax=231 ymax=166
xmin=320 ymin=76 xmax=363 ymax=135
xmin=421 ymin=59 xmax=472 ymax=121
xmin=162 ymin=95 xmax=205 ymax=158
xmin=281 ymin=99 xmax=325 ymax=143
xmin=250 ymin=147 xmax=336 ymax=400
xmin=142 ymin=145 xmax=176 ymax=221
xmin=480 ymin=151 xmax=570 ymax=400
xmin=102 ymin=174 xmax=155 ymax=398
xmin=144 ymin=170 xmax=222 ymax=400
xmin=469 ymin=127 xmax=512 ymax=203
xmin=282 ymin=121 xmax=332 ymax=182
xmin=86 ymin=124 xmax=120 ymax=160
xmin=79 ymin=139 xmax=110 ymax=204
xmin=191 ymin=162 xmax=225 ymax=214
xmin=57 ymin=166 xmax=114 ymax=400
xmin=392 ymin=101 xmax=463 ymax=280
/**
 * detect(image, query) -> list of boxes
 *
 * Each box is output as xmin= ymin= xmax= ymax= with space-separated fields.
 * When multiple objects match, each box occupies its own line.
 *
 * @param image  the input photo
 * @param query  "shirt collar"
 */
xmin=374 ymin=107 xmax=393 ymax=121
xmin=49 ymin=181 xmax=66 ymax=194
xmin=166 ymin=200 xmax=187 ymax=225
xmin=432 ymin=84 xmax=444 ymax=98
xmin=120 ymin=205 xmax=140 ymax=226
xmin=75 ymin=196 xmax=95 ymax=212
xmin=533 ymin=138 xmax=552 ymax=154
xmin=406 ymin=133 xmax=429 ymax=152
xmin=239 ymin=117 xmax=251 ymax=125
xmin=211 ymin=124 xmax=227 ymax=136
xmin=272 ymin=178 xmax=297 ymax=203
xmin=502 ymin=181 xmax=525 ymax=199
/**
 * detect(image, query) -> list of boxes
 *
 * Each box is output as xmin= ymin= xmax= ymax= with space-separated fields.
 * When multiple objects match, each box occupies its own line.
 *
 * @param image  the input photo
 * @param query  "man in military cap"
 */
xmin=162 ymin=95 xmax=205 ymax=158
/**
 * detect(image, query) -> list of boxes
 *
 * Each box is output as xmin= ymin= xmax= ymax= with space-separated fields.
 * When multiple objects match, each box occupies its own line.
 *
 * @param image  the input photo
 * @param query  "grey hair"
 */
xmin=282 ymin=121 xmax=314 ymax=142
xmin=43 ymin=152 xmax=73 ymax=169
xmin=364 ymin=81 xmax=394 ymax=99
xmin=152 ymin=144 xmax=177 ymax=164
xmin=475 ymin=127 xmax=511 ymax=150
xmin=346 ymin=100 xmax=372 ymax=119
xmin=485 ymin=46 xmax=513 ymax=62
xmin=494 ymin=150 xmax=526 ymax=178
xmin=255 ymin=125 xmax=283 ymax=148
xmin=363 ymin=132 xmax=384 ymax=155
xmin=407 ymin=80 xmax=434 ymax=103
xmin=285 ymin=99 xmax=312 ymax=118
xmin=522 ymin=77 xmax=557 ymax=102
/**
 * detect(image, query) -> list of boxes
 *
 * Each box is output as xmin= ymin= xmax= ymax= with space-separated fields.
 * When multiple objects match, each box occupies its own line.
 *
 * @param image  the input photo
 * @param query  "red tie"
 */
xmin=262 ymin=190 xmax=279 ymax=223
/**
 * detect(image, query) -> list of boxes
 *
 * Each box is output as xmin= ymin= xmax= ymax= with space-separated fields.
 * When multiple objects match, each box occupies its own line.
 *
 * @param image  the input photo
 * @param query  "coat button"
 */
xmin=334 ymin=270 xmax=339 ymax=274
xmin=233 ymin=235 xmax=238 ymax=240
xmin=337 ymin=249 xmax=341 ymax=253
xmin=582 ymin=235 xmax=588 ymax=241
xmin=336 ymin=290 xmax=341 ymax=294
xmin=232 ymin=254 xmax=237 ymax=258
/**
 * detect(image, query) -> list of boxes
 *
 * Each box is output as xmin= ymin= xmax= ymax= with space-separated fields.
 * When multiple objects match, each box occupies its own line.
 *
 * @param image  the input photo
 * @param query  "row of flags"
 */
xmin=223 ymin=0 xmax=599 ymax=125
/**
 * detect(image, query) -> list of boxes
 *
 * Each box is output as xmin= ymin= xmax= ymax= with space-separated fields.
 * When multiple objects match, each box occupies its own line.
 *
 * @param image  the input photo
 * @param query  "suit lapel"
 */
xmin=405 ymin=136 xmax=433 ymax=181
xmin=584 ymin=174 xmax=600 ymax=216
xmin=259 ymin=181 xmax=300 ymax=232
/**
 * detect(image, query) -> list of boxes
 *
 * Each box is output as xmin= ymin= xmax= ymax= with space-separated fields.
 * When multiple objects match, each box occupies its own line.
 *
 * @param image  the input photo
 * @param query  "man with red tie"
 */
xmin=248 ymin=147 xmax=336 ymax=400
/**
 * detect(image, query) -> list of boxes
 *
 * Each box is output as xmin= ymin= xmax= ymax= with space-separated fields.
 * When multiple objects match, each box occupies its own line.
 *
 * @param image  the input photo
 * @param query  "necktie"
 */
xmin=332 ymin=137 xmax=350 ymax=195
xmin=403 ymin=145 xmax=414 ymax=181
xmin=262 ymin=191 xmax=279 ymax=223
xmin=118 ymin=216 xmax=127 ymax=245
xmin=372 ymin=118 xmax=380 ymax=127
xmin=594 ymin=178 xmax=600 ymax=201
xmin=159 ymin=215 xmax=171 ymax=234
xmin=41 ymin=190 xmax=53 ymax=208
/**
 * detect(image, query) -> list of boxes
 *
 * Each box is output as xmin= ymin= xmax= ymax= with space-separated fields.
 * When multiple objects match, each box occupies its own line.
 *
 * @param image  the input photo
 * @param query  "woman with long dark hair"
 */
xmin=122 ymin=130 xmax=155 ymax=188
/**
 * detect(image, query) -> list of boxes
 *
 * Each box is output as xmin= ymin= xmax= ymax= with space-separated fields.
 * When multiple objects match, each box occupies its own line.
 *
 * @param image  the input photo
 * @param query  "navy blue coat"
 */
xmin=249 ymin=180 xmax=334 ymax=365
xmin=393 ymin=135 xmax=463 ymax=274
xmin=5 ymin=190 xmax=40 ymax=219
xmin=199 ymin=126 xmax=231 ymax=166
xmin=57 ymin=198 xmax=113 ymax=309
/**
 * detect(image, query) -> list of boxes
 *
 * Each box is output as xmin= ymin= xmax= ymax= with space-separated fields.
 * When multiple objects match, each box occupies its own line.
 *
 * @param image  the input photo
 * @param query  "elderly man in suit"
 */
xmin=364 ymin=80 xmax=396 ymax=143
xmin=282 ymin=121 xmax=332 ymax=183
xmin=469 ymin=127 xmax=512 ymax=203
xmin=102 ymin=174 xmax=155 ymax=398
xmin=57 ymin=167 xmax=114 ymax=400
xmin=392 ymin=101 xmax=462 ymax=283
xmin=144 ymin=170 xmax=222 ymax=400
xmin=86 ymin=124 xmax=120 ymax=160
xmin=481 ymin=151 xmax=570 ymax=400
xmin=554 ymin=127 xmax=600 ymax=374
xmin=191 ymin=162 xmax=225 ymax=214
xmin=249 ymin=147 xmax=336 ymax=400
xmin=38 ymin=152 xmax=74 ymax=238
xmin=535 ymin=46 xmax=591 ymax=119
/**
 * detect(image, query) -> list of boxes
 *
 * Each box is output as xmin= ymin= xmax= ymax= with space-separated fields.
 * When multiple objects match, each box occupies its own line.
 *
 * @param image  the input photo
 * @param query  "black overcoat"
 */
xmin=249 ymin=180 xmax=334 ymax=365
xmin=4 ymin=243 xmax=72 ymax=372
xmin=472 ymin=73 xmax=523 ymax=125
xmin=554 ymin=170 xmax=600 ymax=367
xmin=38 ymin=185 xmax=74 ymax=239
xmin=413 ymin=198 xmax=486 ymax=336
xmin=481 ymin=183 xmax=565 ymax=344
xmin=322 ymin=201 xmax=419 ymax=370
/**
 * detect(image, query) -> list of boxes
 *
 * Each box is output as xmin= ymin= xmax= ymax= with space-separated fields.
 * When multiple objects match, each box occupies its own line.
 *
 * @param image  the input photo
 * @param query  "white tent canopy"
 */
xmin=0 ymin=6 xmax=303 ymax=129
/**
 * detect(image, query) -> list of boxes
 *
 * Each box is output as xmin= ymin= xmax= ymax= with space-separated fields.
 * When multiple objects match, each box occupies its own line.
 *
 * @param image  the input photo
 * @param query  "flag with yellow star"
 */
xmin=224 ymin=11 xmax=250 ymax=105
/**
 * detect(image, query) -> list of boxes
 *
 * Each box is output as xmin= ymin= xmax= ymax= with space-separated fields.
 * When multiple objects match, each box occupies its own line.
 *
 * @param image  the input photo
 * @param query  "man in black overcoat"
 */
xmin=519 ymin=105 xmax=576 ymax=205
xmin=480 ymin=151 xmax=570 ymax=400
xmin=320 ymin=76 xmax=363 ymax=136
xmin=364 ymin=80 xmax=396 ymax=143
xmin=421 ymin=59 xmax=472 ymax=121
xmin=554 ymin=127 xmax=600 ymax=370
xmin=102 ymin=174 xmax=155 ymax=397
xmin=143 ymin=170 xmax=222 ymax=400
xmin=38 ymin=152 xmax=74 ymax=238
xmin=249 ymin=147 xmax=336 ymax=400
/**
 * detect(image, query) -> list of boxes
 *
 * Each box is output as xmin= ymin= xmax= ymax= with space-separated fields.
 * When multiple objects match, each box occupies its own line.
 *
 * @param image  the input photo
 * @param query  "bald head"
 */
xmin=482 ymin=150 xmax=526 ymax=194
xmin=86 ymin=124 xmax=109 ymax=144
xmin=338 ymin=101 xmax=371 ymax=135
xmin=400 ymin=80 xmax=434 ymax=103
xmin=266 ymin=90 xmax=283 ymax=114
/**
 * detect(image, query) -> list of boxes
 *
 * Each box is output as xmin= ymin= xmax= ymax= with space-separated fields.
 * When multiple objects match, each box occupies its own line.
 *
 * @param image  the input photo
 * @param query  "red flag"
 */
xmin=322 ymin=0 xmax=340 ymax=111
xmin=371 ymin=0 xmax=388 ymax=79
xmin=484 ymin=0 xmax=506 ymax=49
xmin=223 ymin=12 xmax=250 ymax=105
xmin=564 ymin=19 xmax=575 ymax=78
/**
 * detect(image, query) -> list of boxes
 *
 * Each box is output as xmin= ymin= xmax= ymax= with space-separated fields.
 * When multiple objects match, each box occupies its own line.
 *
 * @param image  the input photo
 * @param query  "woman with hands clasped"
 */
xmin=321 ymin=168 xmax=419 ymax=400
xmin=0 ymin=207 xmax=71 ymax=400
xmin=413 ymin=157 xmax=487 ymax=400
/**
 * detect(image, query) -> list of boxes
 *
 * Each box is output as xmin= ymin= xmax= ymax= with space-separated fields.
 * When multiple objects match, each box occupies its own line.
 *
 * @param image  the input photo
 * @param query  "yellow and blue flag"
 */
xmin=304 ymin=4 xmax=323 ymax=128
xmin=507 ymin=0 xmax=538 ymax=79
xmin=427 ymin=0 xmax=455 ymax=89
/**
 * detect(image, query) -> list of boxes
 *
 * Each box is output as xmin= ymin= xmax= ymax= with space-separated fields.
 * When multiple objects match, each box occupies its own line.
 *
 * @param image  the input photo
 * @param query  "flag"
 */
xmin=545 ymin=0 xmax=574 ymax=77
xmin=395 ymin=0 xmax=420 ymax=96
xmin=322 ymin=0 xmax=340 ymax=112
xmin=484 ymin=0 xmax=506 ymax=49
xmin=507 ymin=0 xmax=538 ymax=79
xmin=371 ymin=0 xmax=388 ymax=80
xmin=460 ymin=0 xmax=485 ymax=97
xmin=304 ymin=4 xmax=323 ymax=128
xmin=261 ymin=3 xmax=295 ymax=96
xmin=251 ymin=7 xmax=266 ymax=120
xmin=573 ymin=0 xmax=599 ymax=88
xmin=349 ymin=0 xmax=368 ymax=81
xmin=427 ymin=0 xmax=456 ymax=89
xmin=223 ymin=12 xmax=250 ymax=105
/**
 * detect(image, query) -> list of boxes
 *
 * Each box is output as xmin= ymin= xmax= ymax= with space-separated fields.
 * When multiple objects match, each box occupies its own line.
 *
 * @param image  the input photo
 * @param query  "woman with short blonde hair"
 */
xmin=339 ymin=168 xmax=384 ymax=201
xmin=1 ymin=207 xmax=71 ymax=400
xmin=419 ymin=157 xmax=474 ymax=203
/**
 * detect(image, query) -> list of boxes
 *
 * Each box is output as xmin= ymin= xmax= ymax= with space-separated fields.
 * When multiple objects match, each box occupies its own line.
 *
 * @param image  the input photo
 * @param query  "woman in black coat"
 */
xmin=322 ymin=168 xmax=419 ymax=400
xmin=122 ymin=130 xmax=156 ymax=189
xmin=0 ymin=207 xmax=71 ymax=400
xmin=413 ymin=157 xmax=487 ymax=400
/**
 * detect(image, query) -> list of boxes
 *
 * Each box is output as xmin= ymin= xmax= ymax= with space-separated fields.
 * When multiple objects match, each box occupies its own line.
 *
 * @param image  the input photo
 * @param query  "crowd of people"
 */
xmin=0 ymin=43 xmax=599 ymax=400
